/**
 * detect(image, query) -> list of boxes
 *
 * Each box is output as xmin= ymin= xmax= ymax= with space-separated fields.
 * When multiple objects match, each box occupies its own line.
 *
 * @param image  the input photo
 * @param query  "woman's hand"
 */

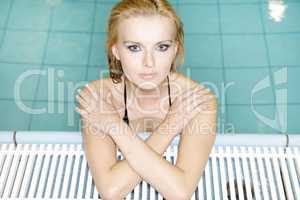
xmin=75 ymin=83 xmax=121 ymax=136
xmin=161 ymin=84 xmax=215 ymax=135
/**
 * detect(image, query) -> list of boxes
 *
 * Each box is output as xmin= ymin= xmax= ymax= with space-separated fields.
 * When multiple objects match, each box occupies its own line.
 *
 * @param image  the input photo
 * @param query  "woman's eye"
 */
xmin=127 ymin=44 xmax=170 ymax=52
xmin=158 ymin=44 xmax=170 ymax=52
xmin=127 ymin=45 xmax=140 ymax=52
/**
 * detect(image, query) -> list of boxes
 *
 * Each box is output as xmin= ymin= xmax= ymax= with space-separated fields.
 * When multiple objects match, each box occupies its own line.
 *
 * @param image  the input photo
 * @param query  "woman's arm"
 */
xmin=106 ymin=121 xmax=177 ymax=199
xmin=77 ymin=81 xmax=180 ymax=199
xmin=77 ymin=80 xmax=214 ymax=200
xmin=107 ymin=120 xmax=188 ymax=200
xmin=107 ymin=93 xmax=217 ymax=200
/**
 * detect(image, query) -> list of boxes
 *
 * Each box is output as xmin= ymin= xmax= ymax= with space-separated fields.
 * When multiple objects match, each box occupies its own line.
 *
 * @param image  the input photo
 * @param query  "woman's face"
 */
xmin=112 ymin=15 xmax=178 ymax=90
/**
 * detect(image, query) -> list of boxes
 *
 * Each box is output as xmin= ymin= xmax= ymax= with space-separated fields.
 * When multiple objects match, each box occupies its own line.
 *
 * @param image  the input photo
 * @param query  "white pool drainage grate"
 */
xmin=0 ymin=143 xmax=299 ymax=200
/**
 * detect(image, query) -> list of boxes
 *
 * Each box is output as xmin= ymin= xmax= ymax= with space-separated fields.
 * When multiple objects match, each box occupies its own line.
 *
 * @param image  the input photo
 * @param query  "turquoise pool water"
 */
xmin=0 ymin=0 xmax=299 ymax=134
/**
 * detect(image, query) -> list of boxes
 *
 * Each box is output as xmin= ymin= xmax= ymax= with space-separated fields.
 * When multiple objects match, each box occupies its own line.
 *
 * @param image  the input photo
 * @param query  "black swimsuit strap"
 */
xmin=123 ymin=75 xmax=172 ymax=125
xmin=167 ymin=75 xmax=171 ymax=107
xmin=123 ymin=77 xmax=129 ymax=124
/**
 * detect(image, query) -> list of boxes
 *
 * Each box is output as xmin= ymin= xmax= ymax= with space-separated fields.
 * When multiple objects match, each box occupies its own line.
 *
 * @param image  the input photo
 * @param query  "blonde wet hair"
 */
xmin=106 ymin=0 xmax=185 ymax=83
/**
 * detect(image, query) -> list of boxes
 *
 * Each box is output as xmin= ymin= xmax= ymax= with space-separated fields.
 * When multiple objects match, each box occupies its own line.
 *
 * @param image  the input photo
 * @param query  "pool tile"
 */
xmin=89 ymin=33 xmax=107 ymax=66
xmin=216 ymin=104 xmax=226 ymax=134
xmin=266 ymin=34 xmax=300 ymax=66
xmin=0 ymin=30 xmax=47 ymax=63
xmin=178 ymin=0 xmax=217 ymax=3
xmin=286 ymin=67 xmax=300 ymax=104
xmin=8 ymin=0 xmax=51 ymax=31
xmin=30 ymin=101 xmax=80 ymax=131
xmin=262 ymin=2 xmax=300 ymax=33
xmin=184 ymin=35 xmax=222 ymax=67
xmin=0 ymin=63 xmax=40 ymax=101
xmin=225 ymin=67 xmax=275 ymax=104
xmin=223 ymin=35 xmax=268 ymax=67
xmin=45 ymin=32 xmax=91 ymax=65
xmin=51 ymin=1 xmax=94 ymax=32
xmin=178 ymin=4 xmax=219 ymax=34
xmin=270 ymin=67 xmax=300 ymax=104
xmin=36 ymin=66 xmax=87 ymax=102
xmin=0 ymin=100 xmax=33 ymax=131
xmin=0 ymin=30 xmax=4 ymax=44
xmin=87 ymin=67 xmax=109 ymax=81
xmin=226 ymin=104 xmax=281 ymax=134
xmin=94 ymin=3 xmax=115 ymax=33
xmin=220 ymin=4 xmax=263 ymax=33
xmin=0 ymin=0 xmax=10 ymax=29
xmin=219 ymin=0 xmax=262 ymax=3
xmin=288 ymin=104 xmax=300 ymax=134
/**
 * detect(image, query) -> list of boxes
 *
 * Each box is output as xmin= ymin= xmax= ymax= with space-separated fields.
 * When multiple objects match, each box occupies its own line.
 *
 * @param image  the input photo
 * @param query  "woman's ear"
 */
xmin=173 ymin=41 xmax=178 ymax=56
xmin=112 ymin=44 xmax=120 ymax=60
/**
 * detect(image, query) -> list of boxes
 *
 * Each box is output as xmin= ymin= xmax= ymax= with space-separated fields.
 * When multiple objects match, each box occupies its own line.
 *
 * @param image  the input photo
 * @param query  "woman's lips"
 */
xmin=139 ymin=73 xmax=157 ymax=80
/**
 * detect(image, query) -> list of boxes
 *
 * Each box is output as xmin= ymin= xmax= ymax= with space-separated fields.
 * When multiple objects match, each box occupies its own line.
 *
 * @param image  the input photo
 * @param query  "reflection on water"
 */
xmin=268 ymin=0 xmax=288 ymax=22
xmin=46 ymin=0 xmax=63 ymax=7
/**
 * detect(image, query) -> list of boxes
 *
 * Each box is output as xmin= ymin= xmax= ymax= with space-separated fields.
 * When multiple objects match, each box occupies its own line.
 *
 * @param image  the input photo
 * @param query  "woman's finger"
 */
xmin=76 ymin=93 xmax=99 ymax=113
xmin=183 ymin=85 xmax=207 ymax=98
xmin=85 ymin=83 xmax=99 ymax=101
xmin=76 ymin=94 xmax=89 ymax=110
xmin=75 ymin=106 xmax=89 ymax=118
xmin=75 ymin=91 xmax=91 ymax=110
xmin=187 ymin=92 xmax=213 ymax=106
xmin=193 ymin=95 xmax=215 ymax=112
xmin=181 ymin=87 xmax=209 ymax=103
xmin=76 ymin=88 xmax=90 ymax=104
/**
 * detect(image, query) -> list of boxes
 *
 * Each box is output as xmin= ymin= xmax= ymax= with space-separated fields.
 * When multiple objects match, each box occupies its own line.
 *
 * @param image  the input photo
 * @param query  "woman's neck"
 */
xmin=123 ymin=75 xmax=169 ymax=110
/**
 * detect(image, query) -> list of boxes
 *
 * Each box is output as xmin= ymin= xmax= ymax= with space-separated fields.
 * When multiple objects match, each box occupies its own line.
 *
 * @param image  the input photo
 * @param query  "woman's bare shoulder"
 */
xmin=87 ymin=73 xmax=207 ymax=99
xmin=174 ymin=72 xmax=206 ymax=91
xmin=84 ymin=78 xmax=112 ymax=98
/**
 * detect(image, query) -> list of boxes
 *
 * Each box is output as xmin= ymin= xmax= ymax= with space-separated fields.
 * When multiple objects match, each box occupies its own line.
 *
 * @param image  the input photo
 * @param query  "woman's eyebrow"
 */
xmin=123 ymin=40 xmax=173 ymax=45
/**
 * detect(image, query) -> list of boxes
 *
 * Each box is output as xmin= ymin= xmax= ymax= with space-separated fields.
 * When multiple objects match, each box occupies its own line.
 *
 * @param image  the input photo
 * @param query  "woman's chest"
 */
xmin=127 ymin=116 xmax=165 ymax=133
xmin=110 ymin=92 xmax=169 ymax=133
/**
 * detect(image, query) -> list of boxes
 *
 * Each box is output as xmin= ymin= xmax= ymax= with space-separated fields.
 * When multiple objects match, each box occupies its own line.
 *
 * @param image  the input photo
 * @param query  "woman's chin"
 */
xmin=136 ymin=79 xmax=158 ymax=88
xmin=138 ymin=83 xmax=158 ymax=91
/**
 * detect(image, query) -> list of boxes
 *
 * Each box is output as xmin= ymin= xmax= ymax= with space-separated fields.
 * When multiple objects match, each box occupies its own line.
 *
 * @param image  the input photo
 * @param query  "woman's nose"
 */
xmin=143 ymin=51 xmax=154 ymax=68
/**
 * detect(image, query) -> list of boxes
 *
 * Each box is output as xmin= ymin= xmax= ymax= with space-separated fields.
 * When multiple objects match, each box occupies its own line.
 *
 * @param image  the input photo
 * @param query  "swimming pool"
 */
xmin=0 ymin=0 xmax=299 ymax=199
xmin=0 ymin=0 xmax=299 ymax=134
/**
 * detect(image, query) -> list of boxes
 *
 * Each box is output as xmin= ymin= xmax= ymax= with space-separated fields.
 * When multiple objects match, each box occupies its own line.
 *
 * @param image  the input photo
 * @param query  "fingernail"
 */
xmin=77 ymin=88 xmax=81 ymax=92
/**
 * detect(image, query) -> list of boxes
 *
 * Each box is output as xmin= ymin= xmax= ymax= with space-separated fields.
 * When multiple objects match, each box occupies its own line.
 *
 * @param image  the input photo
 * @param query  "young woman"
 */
xmin=75 ymin=0 xmax=217 ymax=199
